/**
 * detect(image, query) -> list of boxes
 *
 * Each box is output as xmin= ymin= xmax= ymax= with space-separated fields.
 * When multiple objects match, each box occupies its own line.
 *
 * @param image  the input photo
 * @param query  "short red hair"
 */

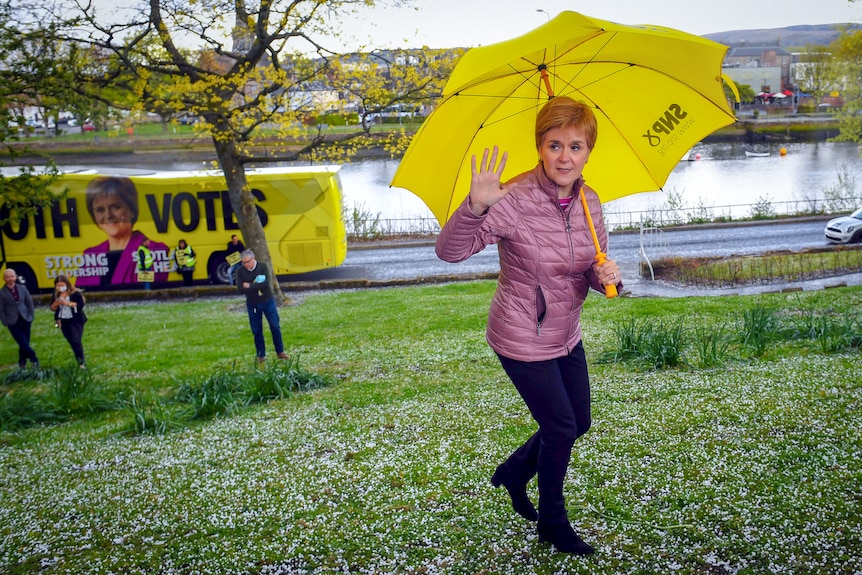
xmin=535 ymin=96 xmax=598 ymax=151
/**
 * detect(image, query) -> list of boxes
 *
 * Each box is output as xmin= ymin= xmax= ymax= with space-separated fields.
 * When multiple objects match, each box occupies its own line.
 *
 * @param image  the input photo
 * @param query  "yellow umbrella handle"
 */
xmin=579 ymin=192 xmax=618 ymax=299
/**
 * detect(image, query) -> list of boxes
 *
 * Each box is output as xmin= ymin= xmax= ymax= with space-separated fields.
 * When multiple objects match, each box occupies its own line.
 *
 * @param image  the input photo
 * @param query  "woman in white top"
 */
xmin=50 ymin=275 xmax=88 ymax=368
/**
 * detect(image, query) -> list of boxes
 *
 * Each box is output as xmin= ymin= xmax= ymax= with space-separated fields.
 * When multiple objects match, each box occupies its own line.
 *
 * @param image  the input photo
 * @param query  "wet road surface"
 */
xmin=285 ymin=218 xmax=862 ymax=297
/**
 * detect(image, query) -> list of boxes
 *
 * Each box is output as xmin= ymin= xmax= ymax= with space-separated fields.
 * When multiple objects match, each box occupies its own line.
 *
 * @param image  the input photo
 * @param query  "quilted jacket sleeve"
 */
xmin=435 ymin=197 xmax=502 ymax=263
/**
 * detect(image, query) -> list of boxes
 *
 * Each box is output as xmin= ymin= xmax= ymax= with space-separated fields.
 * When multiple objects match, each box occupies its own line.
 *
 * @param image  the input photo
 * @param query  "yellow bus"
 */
xmin=0 ymin=166 xmax=347 ymax=291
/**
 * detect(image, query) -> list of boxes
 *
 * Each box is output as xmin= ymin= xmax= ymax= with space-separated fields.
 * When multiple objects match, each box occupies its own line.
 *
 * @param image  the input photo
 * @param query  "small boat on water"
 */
xmin=745 ymin=150 xmax=771 ymax=158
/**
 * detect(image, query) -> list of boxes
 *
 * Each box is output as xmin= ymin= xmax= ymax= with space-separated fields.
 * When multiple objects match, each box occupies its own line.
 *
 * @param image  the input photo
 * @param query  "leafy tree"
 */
xmin=0 ymin=0 xmax=64 ymax=225
xmin=50 ymin=0 xmax=456 ymax=301
xmin=830 ymin=25 xmax=862 ymax=142
xmin=795 ymin=44 xmax=833 ymax=110
xmin=724 ymin=82 xmax=755 ymax=104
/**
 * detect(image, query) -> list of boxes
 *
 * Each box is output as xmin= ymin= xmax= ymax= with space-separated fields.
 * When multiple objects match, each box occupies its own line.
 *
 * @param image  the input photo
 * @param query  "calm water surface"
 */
xmin=338 ymin=141 xmax=862 ymax=226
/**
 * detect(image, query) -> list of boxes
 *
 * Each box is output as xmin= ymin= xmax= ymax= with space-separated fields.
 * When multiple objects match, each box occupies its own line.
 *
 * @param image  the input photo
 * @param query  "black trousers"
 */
xmin=7 ymin=316 xmax=38 ymax=368
xmin=60 ymin=321 xmax=86 ymax=365
xmin=179 ymin=267 xmax=194 ymax=286
xmin=496 ymin=342 xmax=592 ymax=526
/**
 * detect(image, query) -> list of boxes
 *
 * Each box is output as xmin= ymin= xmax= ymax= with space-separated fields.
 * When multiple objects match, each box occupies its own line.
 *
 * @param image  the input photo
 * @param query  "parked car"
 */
xmin=176 ymin=114 xmax=198 ymax=125
xmin=824 ymin=207 xmax=862 ymax=244
xmin=81 ymin=121 xmax=96 ymax=132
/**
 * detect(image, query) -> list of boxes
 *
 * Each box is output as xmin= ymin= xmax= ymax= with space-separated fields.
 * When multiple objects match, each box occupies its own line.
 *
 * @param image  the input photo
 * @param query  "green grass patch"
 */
xmin=649 ymin=245 xmax=862 ymax=286
xmin=0 ymin=285 xmax=861 ymax=574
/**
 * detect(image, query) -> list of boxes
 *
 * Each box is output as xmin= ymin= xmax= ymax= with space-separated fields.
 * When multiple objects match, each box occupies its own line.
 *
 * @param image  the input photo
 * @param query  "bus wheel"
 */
xmin=209 ymin=258 xmax=232 ymax=285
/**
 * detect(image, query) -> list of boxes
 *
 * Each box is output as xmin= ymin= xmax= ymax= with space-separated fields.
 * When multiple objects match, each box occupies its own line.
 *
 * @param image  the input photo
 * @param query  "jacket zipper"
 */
xmin=564 ymin=190 xmax=577 ymax=348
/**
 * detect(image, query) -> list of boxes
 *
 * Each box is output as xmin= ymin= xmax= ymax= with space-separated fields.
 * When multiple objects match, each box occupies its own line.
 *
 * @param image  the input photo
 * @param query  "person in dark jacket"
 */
xmin=49 ymin=275 xmax=88 ymax=368
xmin=226 ymin=234 xmax=245 ymax=286
xmin=0 ymin=268 xmax=39 ymax=369
xmin=235 ymin=249 xmax=289 ymax=363
xmin=436 ymin=97 xmax=621 ymax=555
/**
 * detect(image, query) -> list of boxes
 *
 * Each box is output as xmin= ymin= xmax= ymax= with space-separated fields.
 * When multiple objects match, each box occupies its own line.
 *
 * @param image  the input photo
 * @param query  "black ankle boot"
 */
xmin=490 ymin=464 xmax=538 ymax=521
xmin=537 ymin=521 xmax=595 ymax=555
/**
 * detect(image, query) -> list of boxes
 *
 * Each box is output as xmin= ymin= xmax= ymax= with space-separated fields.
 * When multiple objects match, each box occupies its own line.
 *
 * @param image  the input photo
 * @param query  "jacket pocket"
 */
xmin=536 ymin=285 xmax=547 ymax=335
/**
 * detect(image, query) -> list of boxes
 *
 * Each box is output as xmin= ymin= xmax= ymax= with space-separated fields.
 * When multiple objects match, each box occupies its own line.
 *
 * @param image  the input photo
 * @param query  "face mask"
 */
xmin=57 ymin=285 xmax=67 ymax=292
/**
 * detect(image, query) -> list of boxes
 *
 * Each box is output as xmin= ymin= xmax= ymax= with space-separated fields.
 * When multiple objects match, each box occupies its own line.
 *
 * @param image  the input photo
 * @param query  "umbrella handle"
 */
xmin=579 ymin=192 xmax=618 ymax=299
xmin=594 ymin=251 xmax=618 ymax=299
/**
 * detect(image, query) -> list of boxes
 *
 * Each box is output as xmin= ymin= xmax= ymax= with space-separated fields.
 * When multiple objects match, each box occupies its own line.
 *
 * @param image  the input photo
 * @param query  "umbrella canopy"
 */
xmin=391 ymin=11 xmax=738 ymax=226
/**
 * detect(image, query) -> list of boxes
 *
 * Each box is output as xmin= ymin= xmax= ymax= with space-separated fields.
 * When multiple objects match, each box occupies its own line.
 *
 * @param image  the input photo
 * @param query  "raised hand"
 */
xmin=468 ymin=147 xmax=511 ymax=216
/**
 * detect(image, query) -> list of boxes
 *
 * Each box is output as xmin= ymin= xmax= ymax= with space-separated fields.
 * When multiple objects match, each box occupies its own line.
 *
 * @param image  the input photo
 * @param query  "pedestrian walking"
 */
xmin=0 ymin=268 xmax=40 ymax=369
xmin=435 ymin=97 xmax=621 ymax=555
xmin=49 ymin=275 xmax=88 ymax=368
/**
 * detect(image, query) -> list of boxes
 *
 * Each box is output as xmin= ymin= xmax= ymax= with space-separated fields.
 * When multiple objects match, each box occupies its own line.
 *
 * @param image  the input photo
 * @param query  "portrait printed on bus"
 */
xmin=75 ymin=177 xmax=171 ymax=287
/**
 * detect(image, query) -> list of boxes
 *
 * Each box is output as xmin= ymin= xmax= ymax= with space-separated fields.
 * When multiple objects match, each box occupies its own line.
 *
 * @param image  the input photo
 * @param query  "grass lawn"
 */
xmin=1 ymin=283 xmax=860 ymax=574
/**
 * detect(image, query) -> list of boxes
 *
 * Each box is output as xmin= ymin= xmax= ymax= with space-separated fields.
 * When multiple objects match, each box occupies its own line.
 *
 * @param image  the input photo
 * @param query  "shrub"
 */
xmin=600 ymin=317 xmax=687 ymax=369
xmin=750 ymin=195 xmax=777 ymax=220
xmin=46 ymin=365 xmax=114 ymax=416
xmin=693 ymin=323 xmax=733 ymax=368
xmin=814 ymin=313 xmax=862 ymax=353
xmin=639 ymin=318 xmax=687 ymax=369
xmin=0 ymin=389 xmax=54 ymax=431
xmin=241 ymin=356 xmax=334 ymax=403
xmin=739 ymin=304 xmax=779 ymax=356
xmin=116 ymin=391 xmax=189 ymax=436
xmin=175 ymin=370 xmax=244 ymax=419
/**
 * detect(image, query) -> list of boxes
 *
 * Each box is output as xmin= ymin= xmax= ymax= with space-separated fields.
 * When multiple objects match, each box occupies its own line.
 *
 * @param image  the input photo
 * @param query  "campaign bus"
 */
xmin=0 ymin=166 xmax=347 ymax=292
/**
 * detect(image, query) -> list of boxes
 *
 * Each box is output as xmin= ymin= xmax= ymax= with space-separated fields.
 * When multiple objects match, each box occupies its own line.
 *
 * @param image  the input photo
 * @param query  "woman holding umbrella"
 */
xmin=436 ymin=96 xmax=620 ymax=555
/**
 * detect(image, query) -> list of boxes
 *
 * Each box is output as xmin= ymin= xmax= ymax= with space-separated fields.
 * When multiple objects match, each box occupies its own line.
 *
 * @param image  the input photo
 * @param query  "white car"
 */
xmin=824 ymin=207 xmax=862 ymax=244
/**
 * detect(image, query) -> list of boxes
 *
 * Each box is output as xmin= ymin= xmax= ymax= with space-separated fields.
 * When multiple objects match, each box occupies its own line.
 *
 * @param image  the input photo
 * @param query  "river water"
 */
xmin=69 ymin=140 xmax=861 ymax=231
xmin=338 ymin=141 xmax=862 ymax=230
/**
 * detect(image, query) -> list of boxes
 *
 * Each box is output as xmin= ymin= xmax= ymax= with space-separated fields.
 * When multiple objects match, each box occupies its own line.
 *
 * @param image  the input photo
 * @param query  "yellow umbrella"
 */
xmin=391 ymin=11 xmax=738 ymax=296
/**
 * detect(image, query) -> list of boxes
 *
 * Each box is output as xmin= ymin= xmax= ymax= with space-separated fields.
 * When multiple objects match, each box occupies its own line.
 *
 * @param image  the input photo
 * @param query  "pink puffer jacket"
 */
xmin=436 ymin=163 xmax=609 ymax=362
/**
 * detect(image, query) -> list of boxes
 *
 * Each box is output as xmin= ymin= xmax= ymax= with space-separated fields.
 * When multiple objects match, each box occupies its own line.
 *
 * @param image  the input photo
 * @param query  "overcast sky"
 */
xmin=331 ymin=0 xmax=861 ymax=50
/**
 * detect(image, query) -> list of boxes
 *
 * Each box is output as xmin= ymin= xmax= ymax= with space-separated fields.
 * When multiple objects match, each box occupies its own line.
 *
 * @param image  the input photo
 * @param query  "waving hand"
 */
xmin=468 ymin=147 xmax=511 ymax=216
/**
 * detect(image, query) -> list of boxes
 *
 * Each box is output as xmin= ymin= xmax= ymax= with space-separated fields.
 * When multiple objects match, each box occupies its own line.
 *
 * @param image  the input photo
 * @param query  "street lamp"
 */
xmin=536 ymin=9 xmax=550 ymax=21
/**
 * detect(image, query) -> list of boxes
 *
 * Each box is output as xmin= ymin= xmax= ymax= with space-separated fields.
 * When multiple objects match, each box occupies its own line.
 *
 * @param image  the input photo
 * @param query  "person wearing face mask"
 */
xmin=435 ymin=97 xmax=621 ymax=555
xmin=49 ymin=275 xmax=88 ymax=368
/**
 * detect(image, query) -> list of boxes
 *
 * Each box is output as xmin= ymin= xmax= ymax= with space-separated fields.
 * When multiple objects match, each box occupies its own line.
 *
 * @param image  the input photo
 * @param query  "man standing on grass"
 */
xmin=236 ymin=249 xmax=289 ymax=364
xmin=0 ymin=268 xmax=39 ymax=369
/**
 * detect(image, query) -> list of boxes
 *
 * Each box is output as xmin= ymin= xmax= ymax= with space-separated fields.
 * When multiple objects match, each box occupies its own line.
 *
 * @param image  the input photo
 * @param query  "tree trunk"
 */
xmin=212 ymin=136 xmax=285 ymax=304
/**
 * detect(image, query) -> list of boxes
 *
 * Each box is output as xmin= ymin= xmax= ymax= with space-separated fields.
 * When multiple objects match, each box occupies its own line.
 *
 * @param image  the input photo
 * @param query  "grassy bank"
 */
xmin=2 ymin=115 xmax=843 ymax=161
xmin=1 ymin=121 xmax=418 ymax=160
xmin=1 ymin=284 xmax=861 ymax=574
xmin=648 ymin=244 xmax=862 ymax=286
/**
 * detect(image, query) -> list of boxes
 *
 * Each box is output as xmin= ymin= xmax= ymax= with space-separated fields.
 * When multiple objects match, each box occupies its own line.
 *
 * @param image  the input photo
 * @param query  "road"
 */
xmin=284 ymin=218 xmax=862 ymax=297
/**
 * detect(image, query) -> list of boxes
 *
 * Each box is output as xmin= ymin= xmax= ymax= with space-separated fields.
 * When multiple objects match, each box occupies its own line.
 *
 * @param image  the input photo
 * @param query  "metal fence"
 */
xmin=345 ymin=198 xmax=862 ymax=239
xmin=603 ymin=197 xmax=862 ymax=231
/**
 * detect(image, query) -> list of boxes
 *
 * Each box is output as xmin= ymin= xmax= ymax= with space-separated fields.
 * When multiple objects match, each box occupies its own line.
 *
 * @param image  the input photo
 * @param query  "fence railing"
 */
xmin=602 ymin=198 xmax=862 ymax=231
xmin=345 ymin=198 xmax=861 ymax=239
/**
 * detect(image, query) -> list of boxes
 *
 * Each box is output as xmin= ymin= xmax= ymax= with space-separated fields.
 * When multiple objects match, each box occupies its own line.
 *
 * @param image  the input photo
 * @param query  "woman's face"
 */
xmin=92 ymin=193 xmax=134 ymax=240
xmin=539 ymin=126 xmax=592 ymax=193
xmin=55 ymin=281 xmax=68 ymax=292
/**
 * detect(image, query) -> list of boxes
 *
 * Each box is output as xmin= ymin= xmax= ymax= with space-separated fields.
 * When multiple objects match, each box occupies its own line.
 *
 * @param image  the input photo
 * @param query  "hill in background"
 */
xmin=704 ymin=23 xmax=861 ymax=48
